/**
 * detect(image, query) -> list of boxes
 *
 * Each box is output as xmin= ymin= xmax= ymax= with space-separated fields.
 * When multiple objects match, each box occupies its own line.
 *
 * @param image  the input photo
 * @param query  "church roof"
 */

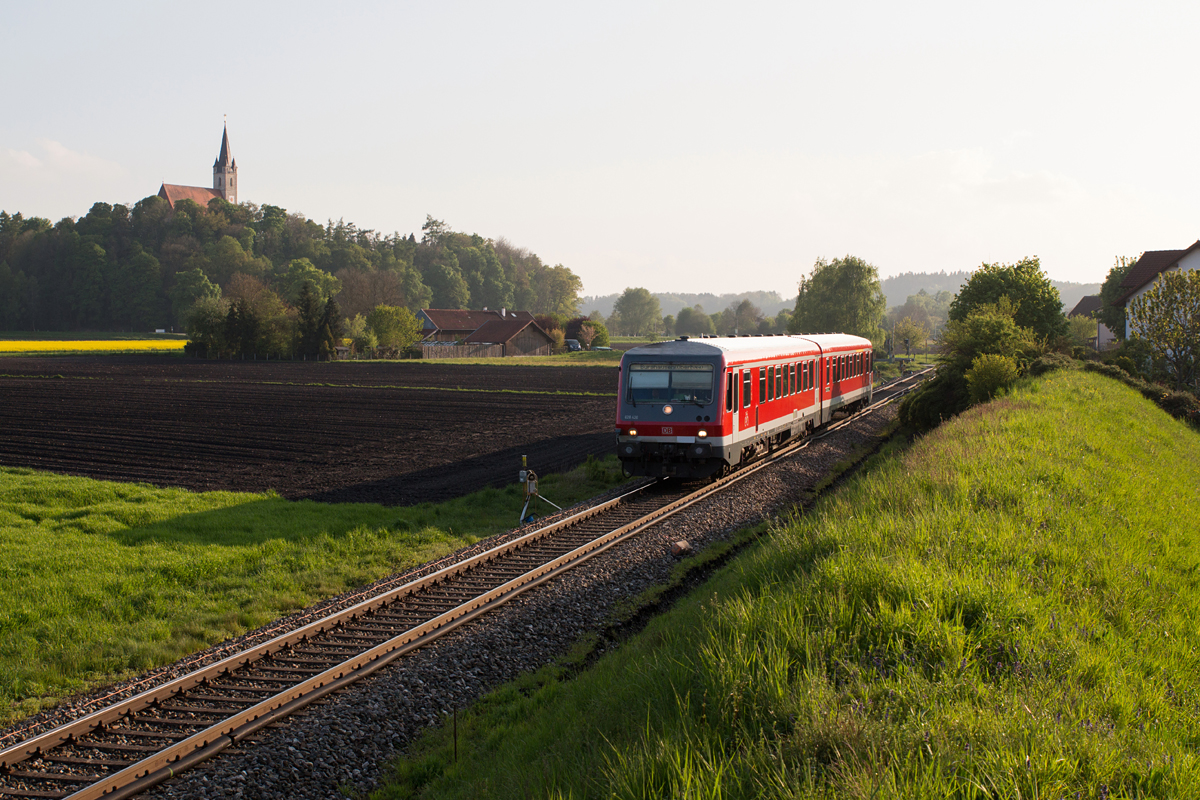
xmin=214 ymin=124 xmax=234 ymax=169
xmin=158 ymin=183 xmax=223 ymax=209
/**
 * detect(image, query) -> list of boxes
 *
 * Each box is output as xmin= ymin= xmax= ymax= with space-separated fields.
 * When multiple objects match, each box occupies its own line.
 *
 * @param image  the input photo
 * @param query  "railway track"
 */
xmin=0 ymin=369 xmax=930 ymax=800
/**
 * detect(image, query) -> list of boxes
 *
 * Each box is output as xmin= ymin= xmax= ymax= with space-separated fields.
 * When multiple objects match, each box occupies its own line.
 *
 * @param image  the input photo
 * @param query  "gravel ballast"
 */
xmin=2 ymin=403 xmax=899 ymax=800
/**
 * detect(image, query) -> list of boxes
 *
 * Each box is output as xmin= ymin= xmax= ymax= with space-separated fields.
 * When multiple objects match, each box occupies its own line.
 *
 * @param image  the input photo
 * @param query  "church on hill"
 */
xmin=158 ymin=124 xmax=238 ymax=209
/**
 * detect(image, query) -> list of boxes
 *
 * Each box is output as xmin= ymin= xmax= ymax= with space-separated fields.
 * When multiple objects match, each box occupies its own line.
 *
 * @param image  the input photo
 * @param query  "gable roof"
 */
xmin=420 ymin=309 xmax=504 ymax=332
xmin=1115 ymin=241 xmax=1200 ymax=305
xmin=463 ymin=318 xmax=551 ymax=345
xmin=158 ymin=183 xmax=222 ymax=210
xmin=1069 ymin=295 xmax=1103 ymax=318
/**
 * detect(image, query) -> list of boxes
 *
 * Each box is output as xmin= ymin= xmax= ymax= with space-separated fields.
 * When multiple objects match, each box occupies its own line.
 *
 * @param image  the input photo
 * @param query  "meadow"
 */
xmin=0 ymin=456 xmax=628 ymax=725
xmin=377 ymin=369 xmax=1200 ymax=799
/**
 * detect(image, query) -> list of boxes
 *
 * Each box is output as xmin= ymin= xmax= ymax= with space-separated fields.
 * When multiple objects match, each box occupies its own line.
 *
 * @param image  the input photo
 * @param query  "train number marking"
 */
xmin=662 ymin=427 xmax=673 ymax=435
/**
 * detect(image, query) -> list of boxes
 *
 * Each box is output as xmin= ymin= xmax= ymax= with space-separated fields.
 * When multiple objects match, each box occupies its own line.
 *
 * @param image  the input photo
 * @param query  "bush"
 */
xmin=1082 ymin=361 xmax=1200 ymax=428
xmin=1027 ymin=352 xmax=1078 ymax=377
xmin=899 ymin=372 xmax=970 ymax=432
xmin=1114 ymin=356 xmax=1137 ymax=376
xmin=966 ymin=353 xmax=1020 ymax=403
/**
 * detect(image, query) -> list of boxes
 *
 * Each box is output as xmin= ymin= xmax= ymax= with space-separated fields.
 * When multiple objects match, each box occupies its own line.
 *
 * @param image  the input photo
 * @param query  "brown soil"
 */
xmin=0 ymin=356 xmax=619 ymax=505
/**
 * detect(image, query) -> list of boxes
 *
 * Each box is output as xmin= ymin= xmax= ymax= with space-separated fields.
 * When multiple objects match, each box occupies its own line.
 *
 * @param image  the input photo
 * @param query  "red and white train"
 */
xmin=615 ymin=333 xmax=874 ymax=479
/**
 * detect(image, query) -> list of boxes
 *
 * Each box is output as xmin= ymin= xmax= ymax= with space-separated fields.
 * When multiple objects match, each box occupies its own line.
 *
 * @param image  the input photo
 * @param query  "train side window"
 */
xmin=776 ymin=365 xmax=783 ymax=398
xmin=766 ymin=366 xmax=773 ymax=401
xmin=759 ymin=367 xmax=766 ymax=403
xmin=742 ymin=370 xmax=752 ymax=408
xmin=790 ymin=363 xmax=796 ymax=395
xmin=725 ymin=372 xmax=734 ymax=412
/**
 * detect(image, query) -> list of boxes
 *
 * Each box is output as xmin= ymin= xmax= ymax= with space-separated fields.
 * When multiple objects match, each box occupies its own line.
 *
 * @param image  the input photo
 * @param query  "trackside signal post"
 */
xmin=519 ymin=455 xmax=561 ymax=523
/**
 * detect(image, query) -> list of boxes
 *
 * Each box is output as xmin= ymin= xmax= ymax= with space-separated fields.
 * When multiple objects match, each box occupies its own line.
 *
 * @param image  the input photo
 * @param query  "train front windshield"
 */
xmin=626 ymin=363 xmax=714 ymax=405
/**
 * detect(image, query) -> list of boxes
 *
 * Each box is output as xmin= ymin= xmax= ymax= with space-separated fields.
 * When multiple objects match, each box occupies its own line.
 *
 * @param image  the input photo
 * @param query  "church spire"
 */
xmin=212 ymin=120 xmax=238 ymax=203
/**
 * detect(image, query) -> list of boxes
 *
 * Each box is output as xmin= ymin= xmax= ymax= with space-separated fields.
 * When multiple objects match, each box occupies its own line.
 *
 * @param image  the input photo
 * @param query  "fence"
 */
xmin=419 ymin=343 xmax=505 ymax=359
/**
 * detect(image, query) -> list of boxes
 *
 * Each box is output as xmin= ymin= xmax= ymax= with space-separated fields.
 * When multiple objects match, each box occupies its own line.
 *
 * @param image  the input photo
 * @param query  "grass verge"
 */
xmin=374 ymin=369 xmax=1200 ymax=799
xmin=0 ymin=456 xmax=628 ymax=725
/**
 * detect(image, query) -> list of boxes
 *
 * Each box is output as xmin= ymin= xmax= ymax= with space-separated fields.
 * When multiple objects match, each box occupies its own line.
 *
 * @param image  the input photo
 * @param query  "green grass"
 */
xmin=0 ymin=455 xmax=629 ymax=725
xmin=401 ymin=350 xmax=623 ymax=367
xmin=0 ymin=332 xmax=187 ymax=341
xmin=375 ymin=369 xmax=1200 ymax=799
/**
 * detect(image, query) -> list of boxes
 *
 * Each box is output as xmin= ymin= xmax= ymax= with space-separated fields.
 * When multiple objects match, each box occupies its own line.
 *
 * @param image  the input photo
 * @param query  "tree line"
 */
xmin=0 ymin=199 xmax=583 ymax=342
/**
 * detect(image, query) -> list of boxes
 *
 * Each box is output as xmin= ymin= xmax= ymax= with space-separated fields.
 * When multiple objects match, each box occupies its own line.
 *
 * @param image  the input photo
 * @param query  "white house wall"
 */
xmin=1126 ymin=250 xmax=1200 ymax=338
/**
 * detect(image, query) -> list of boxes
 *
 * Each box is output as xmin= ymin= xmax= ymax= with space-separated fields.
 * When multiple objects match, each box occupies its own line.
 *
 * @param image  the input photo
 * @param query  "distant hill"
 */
xmin=581 ymin=290 xmax=794 ymax=319
xmin=882 ymin=271 xmax=1100 ymax=313
xmin=881 ymin=272 xmax=972 ymax=307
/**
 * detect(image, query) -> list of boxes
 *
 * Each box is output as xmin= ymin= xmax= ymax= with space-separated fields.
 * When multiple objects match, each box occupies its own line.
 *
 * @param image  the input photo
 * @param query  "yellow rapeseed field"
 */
xmin=0 ymin=340 xmax=188 ymax=354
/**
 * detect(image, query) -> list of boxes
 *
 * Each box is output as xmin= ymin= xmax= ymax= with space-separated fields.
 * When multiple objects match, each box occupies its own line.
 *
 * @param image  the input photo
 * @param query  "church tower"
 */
xmin=212 ymin=123 xmax=237 ymax=204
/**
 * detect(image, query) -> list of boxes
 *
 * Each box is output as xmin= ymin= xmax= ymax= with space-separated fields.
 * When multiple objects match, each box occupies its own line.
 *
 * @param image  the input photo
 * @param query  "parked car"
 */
xmin=565 ymin=339 xmax=582 ymax=351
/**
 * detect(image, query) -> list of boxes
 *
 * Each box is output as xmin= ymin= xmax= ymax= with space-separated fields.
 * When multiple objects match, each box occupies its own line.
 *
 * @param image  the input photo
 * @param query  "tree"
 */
xmin=1128 ymin=269 xmax=1200 ymax=389
xmin=948 ymin=256 xmax=1067 ymax=340
xmin=894 ymin=317 xmax=928 ymax=355
xmin=319 ymin=297 xmax=345 ymax=358
xmin=169 ymin=267 xmax=221 ymax=326
xmin=675 ymin=306 xmax=715 ymax=337
xmin=577 ymin=323 xmax=598 ymax=349
xmin=295 ymin=282 xmax=323 ymax=357
xmin=1096 ymin=256 xmax=1138 ymax=340
xmin=789 ymin=255 xmax=886 ymax=343
xmin=727 ymin=298 xmax=764 ymax=335
xmin=283 ymin=258 xmax=341 ymax=305
xmin=366 ymin=304 xmax=421 ymax=350
xmin=613 ymin=287 xmax=662 ymax=336
xmin=185 ymin=295 xmax=229 ymax=355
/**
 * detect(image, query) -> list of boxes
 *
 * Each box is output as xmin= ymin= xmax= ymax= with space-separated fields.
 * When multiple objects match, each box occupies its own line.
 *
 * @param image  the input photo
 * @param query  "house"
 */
xmin=158 ymin=124 xmax=238 ymax=210
xmin=1068 ymin=295 xmax=1116 ymax=349
xmin=417 ymin=308 xmax=535 ymax=342
xmin=462 ymin=318 xmax=554 ymax=356
xmin=1114 ymin=241 xmax=1200 ymax=338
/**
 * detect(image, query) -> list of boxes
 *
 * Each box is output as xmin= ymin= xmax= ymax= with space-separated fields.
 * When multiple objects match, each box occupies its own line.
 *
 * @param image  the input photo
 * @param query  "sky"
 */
xmin=3 ymin=1 xmax=1198 ymax=298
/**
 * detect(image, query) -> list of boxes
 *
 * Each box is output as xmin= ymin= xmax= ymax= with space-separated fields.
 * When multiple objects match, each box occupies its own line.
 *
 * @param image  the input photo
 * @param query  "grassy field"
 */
xmin=376 ymin=369 xmax=1200 ymax=799
xmin=405 ymin=350 xmax=623 ymax=367
xmin=0 ymin=456 xmax=628 ymax=725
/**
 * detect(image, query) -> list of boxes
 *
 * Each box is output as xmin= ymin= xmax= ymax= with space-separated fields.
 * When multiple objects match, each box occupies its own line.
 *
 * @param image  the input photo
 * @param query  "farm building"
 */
xmin=1114 ymin=241 xmax=1200 ymax=338
xmin=462 ymin=318 xmax=554 ymax=356
xmin=418 ymin=308 xmax=534 ymax=342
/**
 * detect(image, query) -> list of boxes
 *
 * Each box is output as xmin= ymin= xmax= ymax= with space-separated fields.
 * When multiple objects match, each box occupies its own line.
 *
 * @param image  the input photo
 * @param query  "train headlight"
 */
xmin=663 ymin=405 xmax=673 ymax=415
xmin=628 ymin=428 xmax=637 ymax=437
xmin=697 ymin=430 xmax=707 ymax=438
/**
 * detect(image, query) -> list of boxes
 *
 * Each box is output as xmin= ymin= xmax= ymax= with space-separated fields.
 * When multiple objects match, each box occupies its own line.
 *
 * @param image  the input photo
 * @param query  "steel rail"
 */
xmin=0 ymin=366 xmax=931 ymax=800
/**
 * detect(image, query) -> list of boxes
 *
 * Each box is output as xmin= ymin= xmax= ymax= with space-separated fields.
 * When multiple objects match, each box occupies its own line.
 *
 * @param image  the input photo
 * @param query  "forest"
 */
xmin=0 ymin=198 xmax=582 ymax=334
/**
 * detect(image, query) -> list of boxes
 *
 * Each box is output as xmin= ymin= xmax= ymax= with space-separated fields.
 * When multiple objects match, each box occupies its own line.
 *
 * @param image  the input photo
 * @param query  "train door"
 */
xmin=725 ymin=368 xmax=740 ymax=437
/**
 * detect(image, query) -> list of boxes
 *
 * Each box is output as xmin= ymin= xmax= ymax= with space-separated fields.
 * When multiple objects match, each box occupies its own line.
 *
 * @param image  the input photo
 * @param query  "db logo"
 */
xmin=662 ymin=427 xmax=673 ymax=435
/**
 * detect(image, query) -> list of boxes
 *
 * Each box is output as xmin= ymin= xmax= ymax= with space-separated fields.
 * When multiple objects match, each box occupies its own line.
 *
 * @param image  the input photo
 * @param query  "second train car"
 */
xmin=615 ymin=333 xmax=874 ymax=479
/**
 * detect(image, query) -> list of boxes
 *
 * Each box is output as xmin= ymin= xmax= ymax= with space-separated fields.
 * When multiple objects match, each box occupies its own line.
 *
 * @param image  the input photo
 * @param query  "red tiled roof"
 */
xmin=463 ymin=319 xmax=551 ymax=345
xmin=420 ymin=309 xmax=501 ymax=332
xmin=1069 ymin=295 xmax=1103 ymax=317
xmin=1115 ymin=241 xmax=1200 ymax=305
xmin=158 ymin=183 xmax=222 ymax=209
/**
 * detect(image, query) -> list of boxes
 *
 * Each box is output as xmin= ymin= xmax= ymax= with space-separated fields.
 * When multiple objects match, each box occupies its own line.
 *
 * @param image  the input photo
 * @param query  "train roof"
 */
xmin=621 ymin=334 xmax=871 ymax=362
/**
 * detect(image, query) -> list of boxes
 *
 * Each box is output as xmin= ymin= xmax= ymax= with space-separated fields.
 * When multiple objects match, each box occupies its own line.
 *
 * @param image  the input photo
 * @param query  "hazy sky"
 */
xmin=3 ymin=1 xmax=1198 ymax=298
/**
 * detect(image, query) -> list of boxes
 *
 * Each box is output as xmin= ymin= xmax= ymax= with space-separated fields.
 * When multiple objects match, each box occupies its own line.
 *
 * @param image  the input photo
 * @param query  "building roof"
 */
xmin=1115 ymin=241 xmax=1200 ymax=305
xmin=420 ymin=309 xmax=505 ymax=332
xmin=214 ymin=124 xmax=235 ymax=169
xmin=158 ymin=183 xmax=223 ymax=210
xmin=1069 ymin=295 xmax=1103 ymax=318
xmin=463 ymin=318 xmax=552 ymax=345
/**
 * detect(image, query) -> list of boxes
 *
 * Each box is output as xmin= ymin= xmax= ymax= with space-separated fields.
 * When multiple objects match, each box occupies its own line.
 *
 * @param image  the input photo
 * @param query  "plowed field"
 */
xmin=0 ymin=356 xmax=619 ymax=505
